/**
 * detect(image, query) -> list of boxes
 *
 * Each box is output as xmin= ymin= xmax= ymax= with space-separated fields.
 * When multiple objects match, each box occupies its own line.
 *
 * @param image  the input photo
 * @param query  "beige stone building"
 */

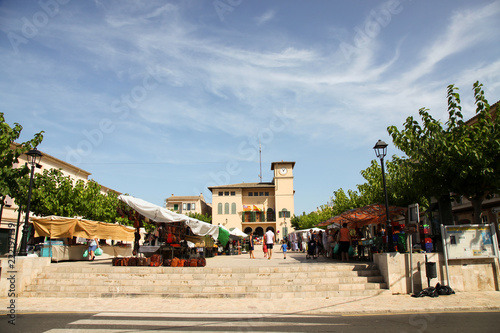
xmin=165 ymin=194 xmax=212 ymax=216
xmin=0 ymin=147 xmax=119 ymax=255
xmin=208 ymin=161 xmax=295 ymax=238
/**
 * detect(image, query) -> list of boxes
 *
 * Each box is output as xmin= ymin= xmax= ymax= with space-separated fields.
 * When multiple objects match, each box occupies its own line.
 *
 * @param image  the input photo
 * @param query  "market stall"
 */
xmin=317 ymin=204 xmax=407 ymax=259
xmin=118 ymin=195 xmax=223 ymax=265
xmin=31 ymin=215 xmax=135 ymax=262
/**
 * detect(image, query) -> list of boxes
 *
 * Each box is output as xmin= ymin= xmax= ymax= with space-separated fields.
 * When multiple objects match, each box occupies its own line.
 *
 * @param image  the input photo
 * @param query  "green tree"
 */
xmin=186 ymin=212 xmax=212 ymax=224
xmin=301 ymin=155 xmax=428 ymax=229
xmin=291 ymin=204 xmax=333 ymax=230
xmin=0 ymin=112 xmax=43 ymax=201
xmin=23 ymin=168 xmax=121 ymax=223
xmin=359 ymin=156 xmax=429 ymax=209
xmin=388 ymin=82 xmax=498 ymax=225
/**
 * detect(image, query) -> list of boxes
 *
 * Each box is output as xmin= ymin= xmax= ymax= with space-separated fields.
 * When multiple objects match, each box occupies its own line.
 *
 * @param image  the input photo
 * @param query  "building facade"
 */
xmin=165 ymin=193 xmax=212 ymax=216
xmin=208 ymin=161 xmax=295 ymax=238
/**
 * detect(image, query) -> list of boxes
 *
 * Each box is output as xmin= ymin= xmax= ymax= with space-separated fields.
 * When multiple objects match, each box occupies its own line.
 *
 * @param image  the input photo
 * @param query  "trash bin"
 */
xmin=426 ymin=261 xmax=437 ymax=279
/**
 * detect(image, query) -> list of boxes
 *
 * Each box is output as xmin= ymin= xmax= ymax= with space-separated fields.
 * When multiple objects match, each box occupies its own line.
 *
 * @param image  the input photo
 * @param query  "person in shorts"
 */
xmin=280 ymin=239 xmax=287 ymax=259
xmin=88 ymin=238 xmax=99 ymax=261
xmin=248 ymin=232 xmax=256 ymax=259
xmin=265 ymin=228 xmax=275 ymax=260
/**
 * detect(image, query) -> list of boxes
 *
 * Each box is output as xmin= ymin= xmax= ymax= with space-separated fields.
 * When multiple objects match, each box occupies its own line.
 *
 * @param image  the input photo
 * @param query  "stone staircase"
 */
xmin=22 ymin=262 xmax=390 ymax=299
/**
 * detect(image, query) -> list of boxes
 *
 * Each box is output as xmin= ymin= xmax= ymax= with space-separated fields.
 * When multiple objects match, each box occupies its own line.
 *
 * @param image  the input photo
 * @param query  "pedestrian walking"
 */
xmin=265 ymin=228 xmax=275 ymax=260
xmin=248 ymin=232 xmax=256 ymax=259
xmin=339 ymin=223 xmax=352 ymax=262
xmin=280 ymin=239 xmax=287 ymax=259
xmin=87 ymin=238 xmax=99 ymax=261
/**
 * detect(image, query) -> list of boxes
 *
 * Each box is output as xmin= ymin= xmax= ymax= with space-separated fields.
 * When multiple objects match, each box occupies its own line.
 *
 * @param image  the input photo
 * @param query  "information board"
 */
xmin=442 ymin=224 xmax=497 ymax=259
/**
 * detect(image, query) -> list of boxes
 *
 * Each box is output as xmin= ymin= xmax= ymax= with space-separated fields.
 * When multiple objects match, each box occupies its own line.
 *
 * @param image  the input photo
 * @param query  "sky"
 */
xmin=1 ymin=0 xmax=500 ymax=215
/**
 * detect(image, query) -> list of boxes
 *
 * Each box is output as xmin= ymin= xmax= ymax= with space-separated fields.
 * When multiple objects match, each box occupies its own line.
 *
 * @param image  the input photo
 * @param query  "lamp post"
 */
xmin=373 ymin=140 xmax=394 ymax=252
xmin=18 ymin=148 xmax=42 ymax=256
xmin=283 ymin=216 xmax=287 ymax=238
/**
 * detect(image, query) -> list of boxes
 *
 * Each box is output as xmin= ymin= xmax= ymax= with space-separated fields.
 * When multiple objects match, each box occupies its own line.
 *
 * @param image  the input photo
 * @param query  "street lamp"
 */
xmin=18 ymin=148 xmax=42 ymax=256
xmin=283 ymin=216 xmax=287 ymax=238
xmin=373 ymin=140 xmax=394 ymax=252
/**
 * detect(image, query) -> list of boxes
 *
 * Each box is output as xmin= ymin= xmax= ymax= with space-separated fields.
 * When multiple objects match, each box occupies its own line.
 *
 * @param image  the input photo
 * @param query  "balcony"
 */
xmin=242 ymin=210 xmax=276 ymax=223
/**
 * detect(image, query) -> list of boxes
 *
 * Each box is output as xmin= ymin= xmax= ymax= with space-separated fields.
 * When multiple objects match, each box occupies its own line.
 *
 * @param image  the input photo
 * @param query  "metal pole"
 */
xmin=380 ymin=157 xmax=394 ymax=252
xmin=18 ymin=163 xmax=36 ymax=256
xmin=13 ymin=205 xmax=23 ymax=257
xmin=441 ymin=224 xmax=451 ymax=286
xmin=409 ymin=234 xmax=413 ymax=294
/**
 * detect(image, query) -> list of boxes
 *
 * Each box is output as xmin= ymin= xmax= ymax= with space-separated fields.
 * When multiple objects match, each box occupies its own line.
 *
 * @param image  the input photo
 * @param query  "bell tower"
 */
xmin=271 ymin=161 xmax=295 ymax=235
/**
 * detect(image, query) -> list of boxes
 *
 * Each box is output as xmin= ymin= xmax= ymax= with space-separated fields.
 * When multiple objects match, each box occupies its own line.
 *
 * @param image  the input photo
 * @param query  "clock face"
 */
xmin=279 ymin=167 xmax=287 ymax=175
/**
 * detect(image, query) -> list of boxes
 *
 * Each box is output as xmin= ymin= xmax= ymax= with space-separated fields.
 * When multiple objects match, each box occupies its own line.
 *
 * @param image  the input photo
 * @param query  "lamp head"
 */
xmin=373 ymin=140 xmax=388 ymax=159
xmin=26 ymin=148 xmax=43 ymax=166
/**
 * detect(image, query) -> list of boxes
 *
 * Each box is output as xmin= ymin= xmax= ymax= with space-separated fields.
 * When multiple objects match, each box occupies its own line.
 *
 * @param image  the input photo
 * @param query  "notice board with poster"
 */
xmin=442 ymin=224 xmax=498 ymax=260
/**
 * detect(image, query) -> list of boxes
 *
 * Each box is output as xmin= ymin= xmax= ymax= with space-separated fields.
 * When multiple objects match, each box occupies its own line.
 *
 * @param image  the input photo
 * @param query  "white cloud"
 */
xmin=402 ymin=2 xmax=500 ymax=84
xmin=254 ymin=9 xmax=275 ymax=26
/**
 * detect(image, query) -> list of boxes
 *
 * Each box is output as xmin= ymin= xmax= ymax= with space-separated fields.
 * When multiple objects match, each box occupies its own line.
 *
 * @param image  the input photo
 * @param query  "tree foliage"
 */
xmin=14 ymin=168 xmax=121 ymax=223
xmin=0 ymin=112 xmax=43 ymax=199
xmin=293 ymin=155 xmax=429 ymax=228
xmin=186 ymin=212 xmax=212 ymax=224
xmin=388 ymin=82 xmax=499 ymax=224
xmin=290 ymin=204 xmax=333 ymax=230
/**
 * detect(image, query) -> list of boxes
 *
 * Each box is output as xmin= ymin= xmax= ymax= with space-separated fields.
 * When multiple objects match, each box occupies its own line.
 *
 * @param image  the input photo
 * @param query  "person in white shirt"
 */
xmin=265 ymin=229 xmax=275 ymax=260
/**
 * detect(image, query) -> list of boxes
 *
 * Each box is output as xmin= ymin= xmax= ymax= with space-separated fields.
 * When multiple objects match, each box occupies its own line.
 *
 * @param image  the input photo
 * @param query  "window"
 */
xmin=173 ymin=204 xmax=178 ymax=211
xmin=265 ymin=192 xmax=269 ymax=196
xmin=259 ymin=192 xmax=263 ymax=196
xmin=249 ymin=192 xmax=253 ymax=197
xmin=254 ymin=192 xmax=258 ymax=196
xmin=224 ymin=191 xmax=229 ymax=196
xmin=231 ymin=191 xmax=236 ymax=196
xmin=224 ymin=203 xmax=229 ymax=214
xmin=218 ymin=203 xmax=222 ymax=214
xmin=279 ymin=209 xmax=290 ymax=218
xmin=218 ymin=191 xmax=223 ymax=196
xmin=187 ymin=203 xmax=191 ymax=210
xmin=183 ymin=203 xmax=187 ymax=210
xmin=192 ymin=203 xmax=196 ymax=210
xmin=231 ymin=203 xmax=236 ymax=214
xmin=267 ymin=208 xmax=275 ymax=221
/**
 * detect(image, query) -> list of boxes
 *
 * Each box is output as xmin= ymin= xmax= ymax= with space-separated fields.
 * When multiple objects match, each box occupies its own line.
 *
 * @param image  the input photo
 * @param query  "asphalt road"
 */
xmin=2 ymin=311 xmax=500 ymax=333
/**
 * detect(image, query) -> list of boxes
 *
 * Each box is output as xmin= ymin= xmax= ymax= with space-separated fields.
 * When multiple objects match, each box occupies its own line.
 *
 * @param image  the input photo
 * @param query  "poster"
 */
xmin=443 ymin=224 xmax=496 ymax=259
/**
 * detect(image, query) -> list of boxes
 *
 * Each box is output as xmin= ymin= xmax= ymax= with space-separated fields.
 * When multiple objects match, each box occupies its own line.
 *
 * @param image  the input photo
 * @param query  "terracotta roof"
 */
xmin=166 ymin=196 xmax=202 ymax=201
xmin=270 ymin=161 xmax=296 ymax=170
xmin=208 ymin=182 xmax=275 ymax=191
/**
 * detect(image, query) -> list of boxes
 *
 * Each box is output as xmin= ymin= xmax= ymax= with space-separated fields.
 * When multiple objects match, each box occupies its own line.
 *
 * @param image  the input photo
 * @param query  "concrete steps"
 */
xmin=22 ymin=263 xmax=389 ymax=299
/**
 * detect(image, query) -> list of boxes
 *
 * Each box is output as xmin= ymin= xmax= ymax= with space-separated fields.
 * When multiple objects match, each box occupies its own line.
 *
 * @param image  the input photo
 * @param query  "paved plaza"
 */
xmin=2 ymin=247 xmax=500 ymax=315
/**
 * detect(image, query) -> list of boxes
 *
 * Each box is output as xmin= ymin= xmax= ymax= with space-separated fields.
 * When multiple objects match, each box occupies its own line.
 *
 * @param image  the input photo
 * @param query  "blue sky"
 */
xmin=1 ymin=0 xmax=500 ymax=215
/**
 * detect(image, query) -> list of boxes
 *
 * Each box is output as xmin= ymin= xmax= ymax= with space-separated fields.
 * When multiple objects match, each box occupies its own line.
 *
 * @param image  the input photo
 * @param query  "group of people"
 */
xmin=248 ymin=229 xmax=288 ymax=260
xmin=246 ymin=223 xmax=361 ymax=263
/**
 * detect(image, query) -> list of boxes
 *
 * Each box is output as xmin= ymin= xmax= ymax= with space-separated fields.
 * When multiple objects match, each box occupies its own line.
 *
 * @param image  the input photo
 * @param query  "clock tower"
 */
xmin=271 ymin=161 xmax=295 ymax=235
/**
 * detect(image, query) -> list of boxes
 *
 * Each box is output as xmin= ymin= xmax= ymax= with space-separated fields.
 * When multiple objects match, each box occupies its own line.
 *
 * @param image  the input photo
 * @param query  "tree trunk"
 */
xmin=470 ymin=196 xmax=484 ymax=225
xmin=438 ymin=195 xmax=454 ymax=225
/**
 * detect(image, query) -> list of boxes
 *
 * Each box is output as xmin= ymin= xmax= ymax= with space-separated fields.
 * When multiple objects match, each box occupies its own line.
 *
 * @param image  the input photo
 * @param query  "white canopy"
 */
xmin=218 ymin=225 xmax=248 ymax=238
xmin=290 ymin=227 xmax=325 ymax=234
xmin=118 ymin=195 xmax=219 ymax=239
xmin=230 ymin=227 xmax=248 ymax=238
